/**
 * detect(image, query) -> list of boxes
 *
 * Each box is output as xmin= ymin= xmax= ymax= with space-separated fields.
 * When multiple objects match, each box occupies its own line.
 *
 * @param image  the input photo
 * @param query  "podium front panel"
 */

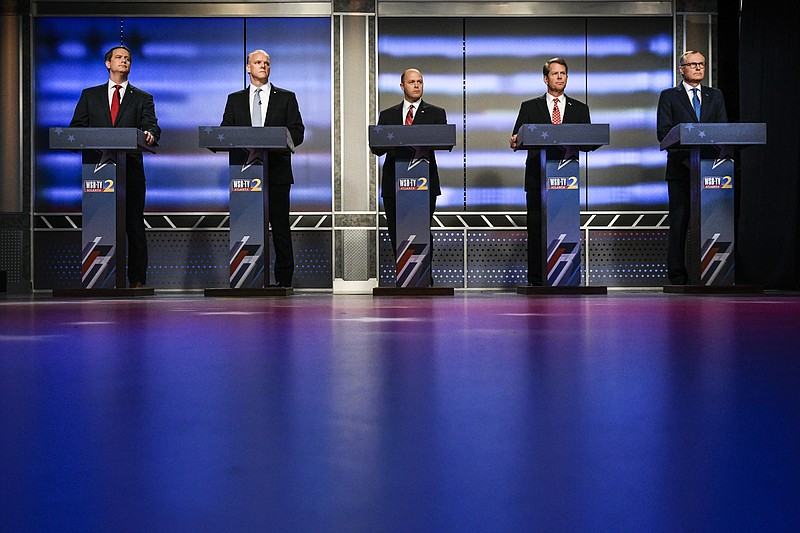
xmin=80 ymin=153 xmax=122 ymax=288
xmin=228 ymin=152 xmax=268 ymax=288
xmin=697 ymin=156 xmax=735 ymax=285
xmin=394 ymin=150 xmax=432 ymax=288
xmin=543 ymin=150 xmax=581 ymax=286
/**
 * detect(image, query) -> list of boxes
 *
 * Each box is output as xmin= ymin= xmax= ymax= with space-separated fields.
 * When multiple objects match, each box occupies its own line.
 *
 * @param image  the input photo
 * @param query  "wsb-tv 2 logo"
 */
xmin=231 ymin=179 xmax=263 ymax=192
xmin=703 ymin=175 xmax=732 ymax=189
xmin=548 ymin=176 xmax=578 ymax=190
xmin=84 ymin=179 xmax=114 ymax=193
xmin=397 ymin=177 xmax=429 ymax=191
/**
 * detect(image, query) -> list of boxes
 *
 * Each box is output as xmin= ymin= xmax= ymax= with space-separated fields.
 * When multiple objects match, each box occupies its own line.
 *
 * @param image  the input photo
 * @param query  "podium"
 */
xmin=659 ymin=122 xmax=767 ymax=293
xmin=49 ymin=127 xmax=156 ymax=297
xmin=369 ymin=124 xmax=456 ymax=296
xmin=513 ymin=123 xmax=610 ymax=295
xmin=199 ymin=126 xmax=295 ymax=297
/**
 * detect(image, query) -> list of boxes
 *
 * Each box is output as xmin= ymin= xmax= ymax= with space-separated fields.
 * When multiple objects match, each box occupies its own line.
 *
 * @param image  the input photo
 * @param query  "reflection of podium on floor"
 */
xmin=659 ymin=122 xmax=767 ymax=294
xmin=199 ymin=126 xmax=295 ymax=297
xmin=49 ymin=127 xmax=156 ymax=297
xmin=370 ymin=124 xmax=456 ymax=296
xmin=513 ymin=123 xmax=609 ymax=295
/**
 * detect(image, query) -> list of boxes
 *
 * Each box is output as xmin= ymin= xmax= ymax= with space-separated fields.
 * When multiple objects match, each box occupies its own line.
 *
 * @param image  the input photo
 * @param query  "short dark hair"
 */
xmin=543 ymin=57 xmax=568 ymax=76
xmin=105 ymin=45 xmax=132 ymax=63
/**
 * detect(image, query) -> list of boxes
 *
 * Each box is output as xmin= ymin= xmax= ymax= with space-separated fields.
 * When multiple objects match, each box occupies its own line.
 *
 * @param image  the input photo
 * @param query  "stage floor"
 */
xmin=2 ymin=289 xmax=799 ymax=532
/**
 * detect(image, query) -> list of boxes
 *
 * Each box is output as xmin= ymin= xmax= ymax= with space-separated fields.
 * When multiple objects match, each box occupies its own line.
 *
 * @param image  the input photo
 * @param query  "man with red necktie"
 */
xmin=373 ymin=68 xmax=448 ymax=266
xmin=69 ymin=45 xmax=160 ymax=289
xmin=510 ymin=57 xmax=591 ymax=286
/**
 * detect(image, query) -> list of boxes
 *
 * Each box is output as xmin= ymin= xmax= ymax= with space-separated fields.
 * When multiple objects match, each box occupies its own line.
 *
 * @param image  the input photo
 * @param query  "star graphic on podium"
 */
xmin=540 ymin=131 xmax=550 ymax=140
xmin=217 ymin=133 xmax=225 ymax=142
xmin=67 ymin=134 xmax=76 ymax=142
xmin=203 ymin=126 xmax=214 ymax=135
xmin=53 ymin=127 xmax=63 ymax=135
xmin=242 ymin=149 xmax=263 ymax=172
xmin=94 ymin=150 xmax=117 ymax=173
xmin=698 ymin=130 xmax=707 ymax=138
xmin=407 ymin=148 xmax=429 ymax=171
xmin=387 ymin=132 xmax=395 ymax=141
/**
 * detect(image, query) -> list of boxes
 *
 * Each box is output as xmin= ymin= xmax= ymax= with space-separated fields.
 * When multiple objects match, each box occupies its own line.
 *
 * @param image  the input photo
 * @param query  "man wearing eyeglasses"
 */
xmin=656 ymin=50 xmax=728 ymax=285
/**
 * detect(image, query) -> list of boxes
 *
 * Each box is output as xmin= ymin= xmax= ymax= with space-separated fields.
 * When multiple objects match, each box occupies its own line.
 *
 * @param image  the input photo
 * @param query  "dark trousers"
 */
xmin=526 ymin=188 xmax=544 ymax=285
xmin=269 ymin=184 xmax=294 ymax=286
xmin=383 ymin=193 xmax=438 ymax=259
xmin=667 ymin=179 xmax=691 ymax=284
xmin=126 ymin=178 xmax=147 ymax=285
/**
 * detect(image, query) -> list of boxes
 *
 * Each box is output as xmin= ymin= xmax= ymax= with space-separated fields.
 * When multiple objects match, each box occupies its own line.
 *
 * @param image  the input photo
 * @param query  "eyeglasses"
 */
xmin=680 ymin=62 xmax=706 ymax=69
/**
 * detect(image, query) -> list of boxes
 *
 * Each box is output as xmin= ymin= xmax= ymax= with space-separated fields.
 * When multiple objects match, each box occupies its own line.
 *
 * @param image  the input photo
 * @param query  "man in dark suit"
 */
xmin=221 ymin=49 xmax=305 ymax=287
xmin=510 ymin=57 xmax=591 ymax=286
xmin=657 ymin=50 xmax=728 ymax=285
xmin=374 ymin=68 xmax=447 ymax=284
xmin=70 ymin=45 xmax=160 ymax=288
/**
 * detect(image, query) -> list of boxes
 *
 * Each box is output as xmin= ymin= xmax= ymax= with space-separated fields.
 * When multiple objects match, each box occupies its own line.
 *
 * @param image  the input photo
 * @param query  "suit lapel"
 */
xmin=114 ymin=84 xmax=135 ymax=126
xmin=93 ymin=85 xmax=114 ymax=127
xmin=677 ymin=85 xmax=697 ymax=121
xmin=264 ymin=86 xmax=279 ymax=125
xmin=412 ymin=100 xmax=426 ymax=124
xmin=536 ymin=96 xmax=550 ymax=123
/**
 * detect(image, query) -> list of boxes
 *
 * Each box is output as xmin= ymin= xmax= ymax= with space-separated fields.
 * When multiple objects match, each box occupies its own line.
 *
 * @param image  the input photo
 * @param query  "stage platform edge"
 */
xmin=204 ymin=287 xmax=294 ymax=297
xmin=517 ymin=285 xmax=608 ymax=295
xmin=663 ymin=284 xmax=764 ymax=294
xmin=373 ymin=287 xmax=455 ymax=296
xmin=53 ymin=287 xmax=155 ymax=298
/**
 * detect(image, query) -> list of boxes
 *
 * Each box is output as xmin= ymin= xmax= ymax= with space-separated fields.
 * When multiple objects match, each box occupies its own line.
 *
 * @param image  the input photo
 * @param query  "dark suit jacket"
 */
xmin=374 ymin=100 xmax=448 ymax=198
xmin=512 ymin=94 xmax=591 ymax=191
xmin=221 ymin=85 xmax=305 ymax=186
xmin=656 ymin=84 xmax=728 ymax=182
xmin=69 ymin=83 xmax=161 ymax=181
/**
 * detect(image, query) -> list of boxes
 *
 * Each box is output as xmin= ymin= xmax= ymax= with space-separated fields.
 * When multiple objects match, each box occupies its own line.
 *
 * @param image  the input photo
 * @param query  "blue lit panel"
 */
xmin=35 ymin=17 xmax=332 ymax=213
xmin=378 ymin=17 xmax=673 ymax=211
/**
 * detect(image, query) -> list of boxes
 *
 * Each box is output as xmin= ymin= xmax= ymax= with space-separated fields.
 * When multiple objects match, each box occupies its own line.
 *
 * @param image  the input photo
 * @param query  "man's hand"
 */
xmin=143 ymin=130 xmax=156 ymax=145
xmin=509 ymin=134 xmax=518 ymax=150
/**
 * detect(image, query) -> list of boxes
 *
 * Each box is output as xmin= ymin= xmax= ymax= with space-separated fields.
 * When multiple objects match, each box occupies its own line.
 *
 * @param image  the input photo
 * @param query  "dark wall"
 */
xmin=737 ymin=0 xmax=800 ymax=289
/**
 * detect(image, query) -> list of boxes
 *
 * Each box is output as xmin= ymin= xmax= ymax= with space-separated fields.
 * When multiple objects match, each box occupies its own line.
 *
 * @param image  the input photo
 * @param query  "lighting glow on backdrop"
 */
xmin=377 ymin=17 xmax=673 ymax=211
xmin=35 ymin=17 xmax=332 ymax=212
xmin=35 ymin=16 xmax=672 ymax=213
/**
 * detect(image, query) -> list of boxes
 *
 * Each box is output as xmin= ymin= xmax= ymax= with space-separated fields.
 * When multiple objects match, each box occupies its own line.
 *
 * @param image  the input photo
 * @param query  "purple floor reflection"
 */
xmin=1 ymin=290 xmax=799 ymax=532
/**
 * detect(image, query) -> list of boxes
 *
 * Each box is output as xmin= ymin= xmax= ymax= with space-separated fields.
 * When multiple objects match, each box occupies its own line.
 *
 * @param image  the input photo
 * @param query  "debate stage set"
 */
xmin=2 ymin=0 xmax=800 ymax=531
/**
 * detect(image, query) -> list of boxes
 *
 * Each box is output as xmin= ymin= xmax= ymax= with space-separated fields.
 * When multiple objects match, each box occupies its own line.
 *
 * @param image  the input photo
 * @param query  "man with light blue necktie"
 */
xmin=221 ymin=49 xmax=305 ymax=287
xmin=657 ymin=50 xmax=729 ymax=285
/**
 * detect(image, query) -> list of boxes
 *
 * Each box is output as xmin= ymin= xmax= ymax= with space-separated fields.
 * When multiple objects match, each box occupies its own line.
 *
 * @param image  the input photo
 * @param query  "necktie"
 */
xmin=552 ymin=97 xmax=561 ymax=124
xmin=405 ymin=104 xmax=414 ymax=125
xmin=692 ymin=88 xmax=701 ymax=121
xmin=251 ymin=88 xmax=262 ymax=127
xmin=110 ymin=84 xmax=121 ymax=125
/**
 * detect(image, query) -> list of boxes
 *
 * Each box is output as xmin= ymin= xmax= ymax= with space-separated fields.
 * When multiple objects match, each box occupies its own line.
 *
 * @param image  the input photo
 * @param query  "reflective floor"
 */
xmin=2 ymin=290 xmax=799 ymax=532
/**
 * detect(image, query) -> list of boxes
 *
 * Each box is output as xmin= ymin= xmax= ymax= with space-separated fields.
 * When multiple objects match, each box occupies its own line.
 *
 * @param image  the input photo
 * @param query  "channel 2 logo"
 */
xmin=548 ymin=176 xmax=578 ymax=190
xmin=398 ymin=177 xmax=429 ymax=191
xmin=703 ymin=176 xmax=732 ymax=189
xmin=231 ymin=178 xmax=263 ymax=192
xmin=84 ymin=179 xmax=114 ymax=193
